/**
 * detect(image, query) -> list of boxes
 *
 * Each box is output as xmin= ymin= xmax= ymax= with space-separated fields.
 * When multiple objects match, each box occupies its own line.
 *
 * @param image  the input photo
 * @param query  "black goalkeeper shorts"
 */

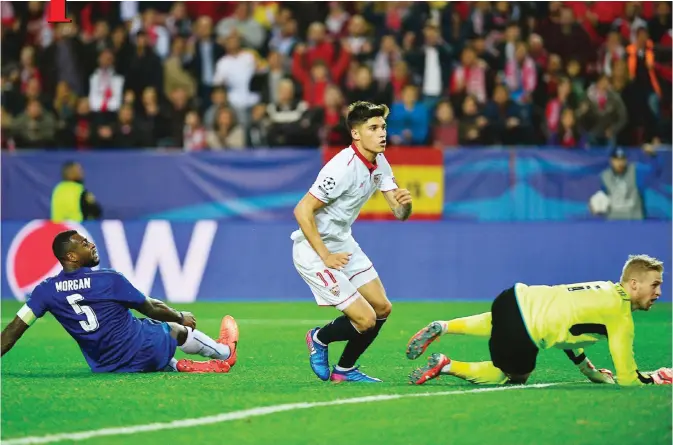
xmin=488 ymin=286 xmax=539 ymax=376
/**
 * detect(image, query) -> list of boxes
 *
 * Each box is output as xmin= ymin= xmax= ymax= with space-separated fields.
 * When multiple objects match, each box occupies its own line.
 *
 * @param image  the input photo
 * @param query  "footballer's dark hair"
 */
xmin=346 ymin=101 xmax=390 ymax=130
xmin=52 ymin=230 xmax=78 ymax=262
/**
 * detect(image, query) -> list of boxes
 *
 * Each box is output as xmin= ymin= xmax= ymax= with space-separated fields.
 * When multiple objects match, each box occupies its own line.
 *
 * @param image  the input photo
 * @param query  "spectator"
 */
xmin=18 ymin=46 xmax=41 ymax=94
xmin=130 ymin=9 xmax=171 ymax=60
xmin=504 ymin=41 xmax=537 ymax=105
xmin=183 ymin=111 xmax=208 ymax=151
xmin=458 ymin=95 xmax=486 ymax=146
xmin=2 ymin=67 xmax=24 ymax=116
xmin=432 ymin=100 xmax=459 ymax=148
xmin=625 ymin=27 xmax=662 ymax=144
xmin=389 ymin=60 xmax=411 ymax=102
xmin=496 ymin=23 xmax=521 ymax=71
xmin=450 ymin=47 xmax=488 ymax=106
xmin=138 ymin=87 xmax=170 ymax=147
xmin=542 ymin=7 xmax=594 ymax=66
xmin=297 ymin=22 xmax=350 ymax=85
xmin=527 ymin=34 xmax=549 ymax=70
xmin=166 ymin=87 xmax=194 ymax=148
xmin=110 ymin=25 xmax=132 ymax=77
xmin=342 ymin=59 xmax=361 ymax=92
xmin=581 ymin=74 xmax=628 ymax=146
xmin=325 ymin=2 xmax=351 ymax=39
xmin=482 ymin=85 xmax=529 ymax=145
xmin=467 ymin=2 xmax=494 ymax=38
xmin=212 ymin=32 xmax=259 ymax=126
xmin=40 ymin=22 xmax=86 ymax=98
xmin=53 ymin=81 xmax=78 ymax=147
xmin=247 ymin=103 xmax=271 ymax=148
xmin=111 ymin=105 xmax=149 ymax=149
xmin=346 ymin=65 xmax=390 ymax=107
xmin=88 ymin=49 xmax=124 ymax=115
xmin=268 ymin=16 xmax=299 ymax=60
xmin=648 ymin=2 xmax=672 ymax=43
xmin=537 ymin=53 xmax=564 ymax=106
xmin=472 ymin=35 xmax=498 ymax=72
xmin=216 ymin=3 xmax=266 ymax=50
xmin=124 ymin=30 xmax=164 ymax=102
xmin=23 ymin=77 xmax=49 ymax=112
xmin=164 ymin=36 xmax=197 ymax=99
xmin=599 ymin=31 xmax=626 ymax=77
xmin=1 ymin=5 xmax=22 ymax=66
xmin=566 ymin=59 xmax=587 ymax=99
xmin=267 ymin=78 xmax=310 ymax=147
xmin=206 ymin=107 xmax=246 ymax=150
xmin=12 ymin=99 xmax=56 ymax=149
xmin=165 ymin=2 xmax=192 ymax=38
xmin=372 ymin=35 xmax=403 ymax=86
xmin=185 ymin=16 xmax=224 ymax=108
xmin=548 ymin=108 xmax=587 ymax=149
xmin=268 ymin=6 xmax=294 ymax=46
xmin=361 ymin=2 xmax=413 ymax=39
xmin=203 ymin=87 xmax=229 ymax=130
xmin=405 ymin=22 xmax=452 ymax=111
xmin=252 ymin=2 xmax=279 ymax=30
xmin=70 ymin=98 xmax=94 ymax=150
xmin=614 ymin=2 xmax=648 ymax=44
xmin=318 ymin=84 xmax=350 ymax=147
xmin=292 ymin=56 xmax=331 ymax=109
xmin=250 ymin=50 xmax=287 ymax=105
xmin=545 ymin=77 xmax=578 ymax=137
xmin=21 ymin=1 xmax=48 ymax=47
xmin=342 ymin=15 xmax=374 ymax=61
xmin=84 ymin=20 xmax=113 ymax=68
xmin=388 ymin=84 xmax=429 ymax=146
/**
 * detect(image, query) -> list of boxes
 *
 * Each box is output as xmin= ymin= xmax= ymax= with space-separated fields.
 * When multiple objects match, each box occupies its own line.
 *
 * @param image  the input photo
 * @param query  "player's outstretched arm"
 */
xmin=1 ymin=316 xmax=30 ymax=357
xmin=294 ymin=193 xmax=350 ymax=270
xmin=564 ymin=349 xmax=615 ymax=384
xmin=382 ymin=189 xmax=413 ymax=221
xmin=136 ymin=297 xmax=196 ymax=329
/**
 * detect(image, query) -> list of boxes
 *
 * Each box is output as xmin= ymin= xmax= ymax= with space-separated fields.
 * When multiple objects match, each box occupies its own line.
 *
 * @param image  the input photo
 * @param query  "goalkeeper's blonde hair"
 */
xmin=620 ymin=254 xmax=664 ymax=283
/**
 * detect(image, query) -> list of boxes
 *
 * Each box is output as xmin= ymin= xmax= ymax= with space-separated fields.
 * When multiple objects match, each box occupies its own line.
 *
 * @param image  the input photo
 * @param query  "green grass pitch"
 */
xmin=2 ymin=301 xmax=671 ymax=445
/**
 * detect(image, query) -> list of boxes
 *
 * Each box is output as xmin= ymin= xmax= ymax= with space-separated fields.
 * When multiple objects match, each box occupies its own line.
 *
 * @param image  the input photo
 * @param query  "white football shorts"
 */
xmin=293 ymin=237 xmax=379 ymax=311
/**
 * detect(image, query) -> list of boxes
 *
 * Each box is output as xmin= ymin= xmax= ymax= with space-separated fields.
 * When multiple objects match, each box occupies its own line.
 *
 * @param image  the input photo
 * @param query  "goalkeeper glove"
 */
xmin=650 ymin=367 xmax=673 ymax=385
xmin=577 ymin=357 xmax=615 ymax=384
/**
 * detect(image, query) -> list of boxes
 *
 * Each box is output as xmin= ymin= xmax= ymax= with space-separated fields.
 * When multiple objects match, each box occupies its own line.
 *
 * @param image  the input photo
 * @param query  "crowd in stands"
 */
xmin=1 ymin=1 xmax=671 ymax=151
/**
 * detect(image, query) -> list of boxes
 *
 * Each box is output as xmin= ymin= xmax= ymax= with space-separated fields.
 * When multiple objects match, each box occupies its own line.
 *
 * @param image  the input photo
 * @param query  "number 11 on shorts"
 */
xmin=317 ymin=270 xmax=337 ymax=287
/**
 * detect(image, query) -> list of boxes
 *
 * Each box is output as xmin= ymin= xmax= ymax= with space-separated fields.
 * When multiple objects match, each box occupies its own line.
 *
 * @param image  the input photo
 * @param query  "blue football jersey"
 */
xmin=26 ymin=267 xmax=150 ymax=372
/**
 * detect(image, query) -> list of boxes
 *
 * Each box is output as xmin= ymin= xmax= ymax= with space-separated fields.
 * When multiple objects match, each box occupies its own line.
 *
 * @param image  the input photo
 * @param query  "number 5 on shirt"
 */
xmin=66 ymin=294 xmax=99 ymax=332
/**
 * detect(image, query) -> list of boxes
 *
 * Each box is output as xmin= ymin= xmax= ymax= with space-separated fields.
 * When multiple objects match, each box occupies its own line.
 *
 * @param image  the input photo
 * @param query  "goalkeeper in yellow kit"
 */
xmin=407 ymin=254 xmax=672 ymax=386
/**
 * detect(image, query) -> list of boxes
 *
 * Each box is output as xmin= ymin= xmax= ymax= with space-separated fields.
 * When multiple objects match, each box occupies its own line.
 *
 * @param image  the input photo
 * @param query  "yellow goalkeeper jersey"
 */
xmin=514 ymin=281 xmax=646 ymax=386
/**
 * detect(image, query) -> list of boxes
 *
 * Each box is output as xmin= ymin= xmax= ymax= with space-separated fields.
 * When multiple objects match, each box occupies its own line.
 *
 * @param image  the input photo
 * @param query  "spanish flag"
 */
xmin=323 ymin=148 xmax=444 ymax=220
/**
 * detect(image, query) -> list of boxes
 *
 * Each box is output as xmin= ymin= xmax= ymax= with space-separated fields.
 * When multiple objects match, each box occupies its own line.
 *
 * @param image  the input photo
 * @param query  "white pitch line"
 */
xmin=2 ymin=382 xmax=566 ymax=445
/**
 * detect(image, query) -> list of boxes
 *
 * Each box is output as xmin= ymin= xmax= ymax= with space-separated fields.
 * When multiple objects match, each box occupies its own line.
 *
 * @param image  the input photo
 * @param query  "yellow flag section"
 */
xmin=323 ymin=148 xmax=444 ymax=220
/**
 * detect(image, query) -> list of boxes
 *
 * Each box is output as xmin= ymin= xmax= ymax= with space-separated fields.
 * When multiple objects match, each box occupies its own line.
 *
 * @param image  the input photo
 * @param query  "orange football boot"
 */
xmin=218 ymin=315 xmax=239 ymax=368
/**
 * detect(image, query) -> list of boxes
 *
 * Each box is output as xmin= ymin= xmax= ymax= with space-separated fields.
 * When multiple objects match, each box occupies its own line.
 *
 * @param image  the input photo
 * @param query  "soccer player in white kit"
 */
xmin=292 ymin=101 xmax=413 ymax=382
